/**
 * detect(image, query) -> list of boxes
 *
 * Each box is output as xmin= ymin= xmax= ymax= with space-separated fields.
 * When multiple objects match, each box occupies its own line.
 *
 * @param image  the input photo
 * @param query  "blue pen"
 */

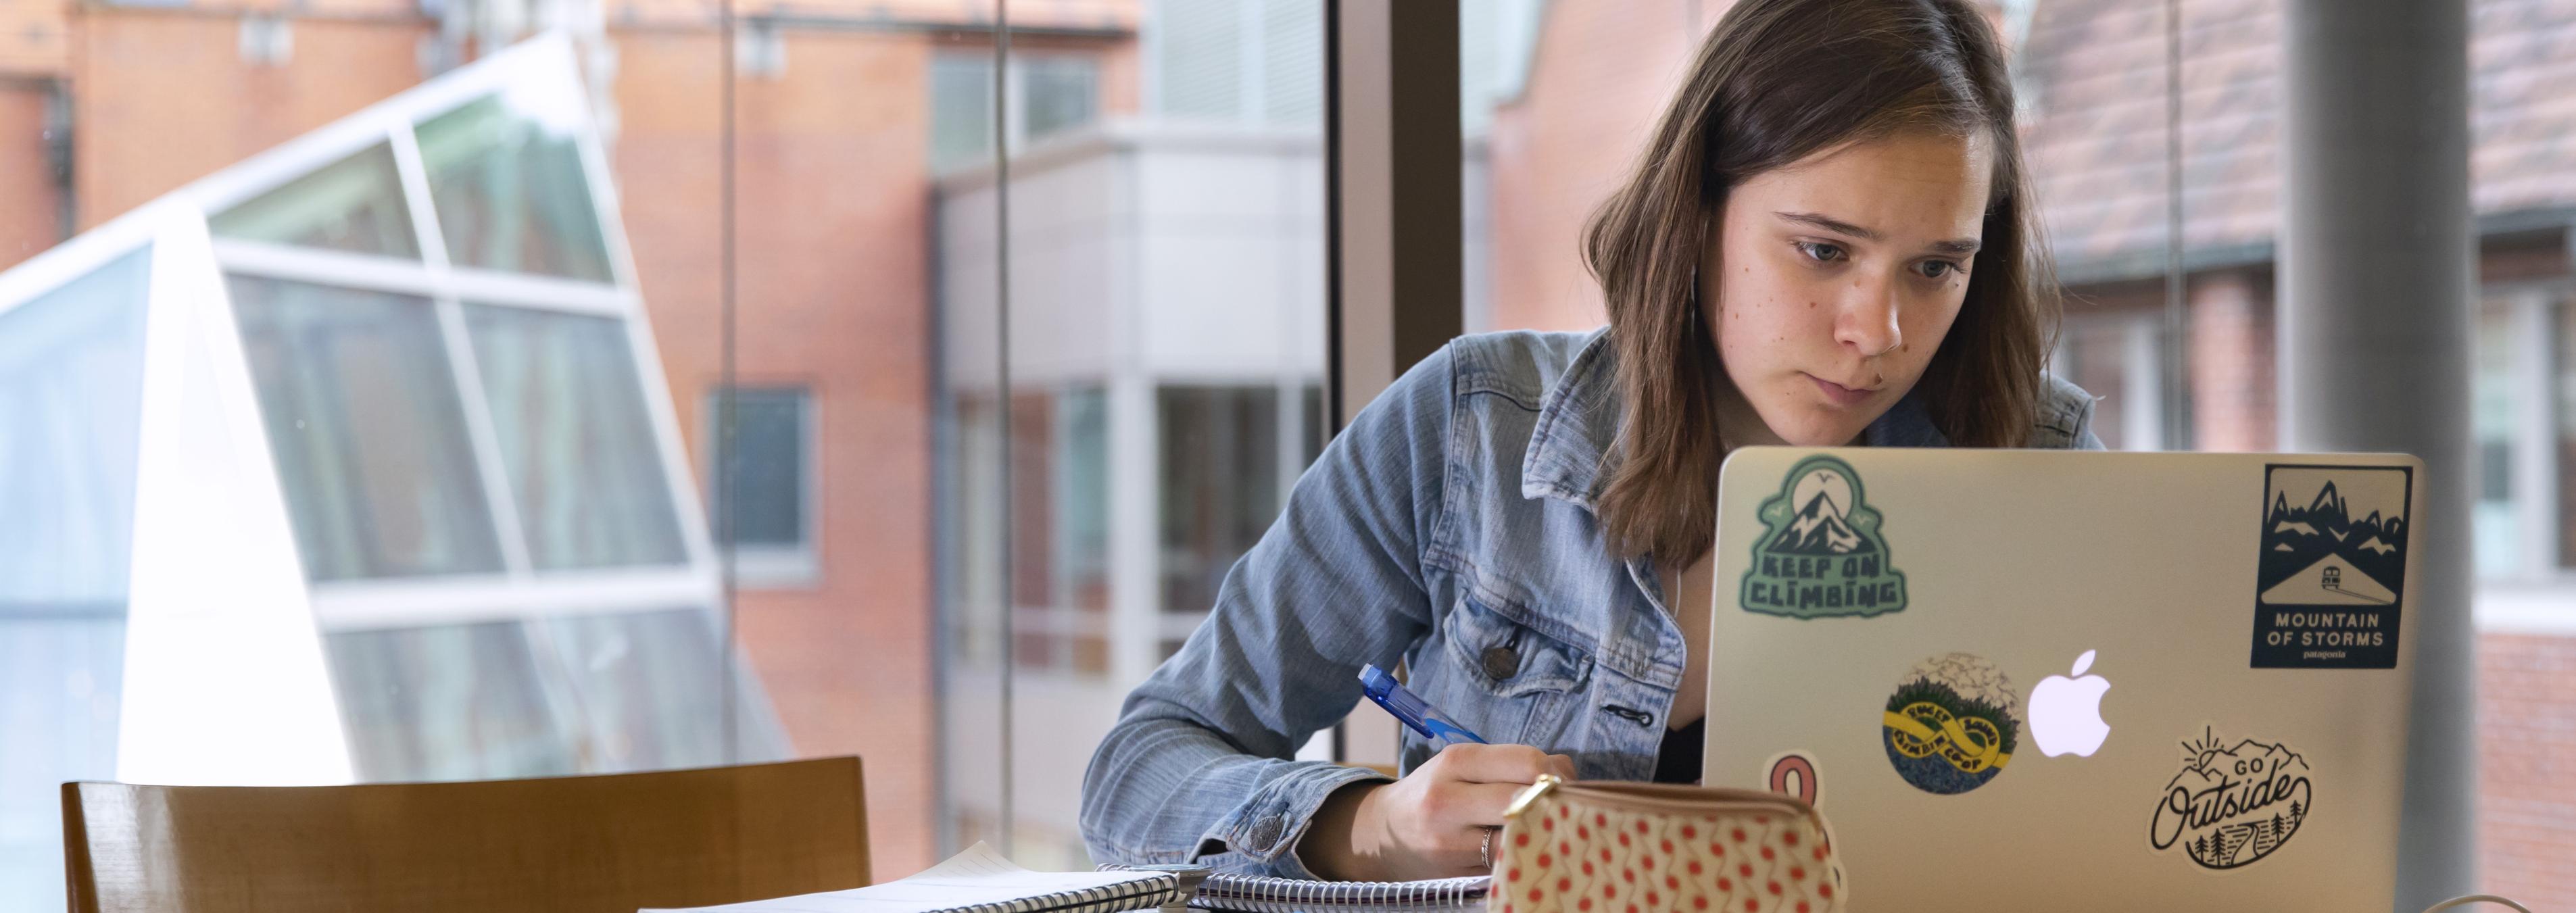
xmin=1358 ymin=664 xmax=1490 ymax=745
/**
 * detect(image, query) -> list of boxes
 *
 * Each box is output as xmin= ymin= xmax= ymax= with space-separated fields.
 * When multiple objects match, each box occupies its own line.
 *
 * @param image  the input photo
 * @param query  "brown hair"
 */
xmin=1582 ymin=0 xmax=2057 ymax=566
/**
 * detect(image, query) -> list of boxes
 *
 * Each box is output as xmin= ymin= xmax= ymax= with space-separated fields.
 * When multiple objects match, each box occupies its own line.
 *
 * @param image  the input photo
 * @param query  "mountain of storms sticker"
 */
xmin=2250 ymin=464 xmax=2410 ymax=668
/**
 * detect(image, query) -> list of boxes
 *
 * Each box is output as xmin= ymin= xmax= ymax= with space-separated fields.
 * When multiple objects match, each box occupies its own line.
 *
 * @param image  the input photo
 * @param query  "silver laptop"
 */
xmin=1700 ymin=448 xmax=2422 ymax=912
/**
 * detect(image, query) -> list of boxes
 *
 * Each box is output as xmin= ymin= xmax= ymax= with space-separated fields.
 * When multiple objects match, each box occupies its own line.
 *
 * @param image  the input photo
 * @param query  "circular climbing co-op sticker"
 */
xmin=1882 ymin=652 xmax=2022 ymax=795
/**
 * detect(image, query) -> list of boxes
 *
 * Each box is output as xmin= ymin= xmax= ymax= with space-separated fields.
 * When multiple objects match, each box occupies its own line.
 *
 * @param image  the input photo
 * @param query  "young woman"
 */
xmin=1082 ymin=0 xmax=2101 ymax=885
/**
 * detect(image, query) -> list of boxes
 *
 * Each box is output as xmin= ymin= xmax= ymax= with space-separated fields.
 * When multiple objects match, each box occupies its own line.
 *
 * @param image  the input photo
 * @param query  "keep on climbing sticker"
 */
xmin=1739 ymin=455 xmax=1907 ymax=619
xmin=2250 ymin=464 xmax=2410 ymax=669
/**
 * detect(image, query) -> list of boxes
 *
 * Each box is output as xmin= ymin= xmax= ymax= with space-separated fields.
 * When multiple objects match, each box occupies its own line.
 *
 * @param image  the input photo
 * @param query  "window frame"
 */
xmin=134 ymin=34 xmax=721 ymax=634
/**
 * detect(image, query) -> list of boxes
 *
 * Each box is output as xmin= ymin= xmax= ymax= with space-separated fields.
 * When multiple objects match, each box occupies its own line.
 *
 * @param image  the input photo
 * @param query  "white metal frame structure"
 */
xmin=0 ymin=32 xmax=755 ymax=791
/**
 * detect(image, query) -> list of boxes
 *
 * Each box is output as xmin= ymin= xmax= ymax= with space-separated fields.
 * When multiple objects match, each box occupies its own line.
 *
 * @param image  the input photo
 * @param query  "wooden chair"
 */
xmin=62 ymin=756 xmax=871 ymax=913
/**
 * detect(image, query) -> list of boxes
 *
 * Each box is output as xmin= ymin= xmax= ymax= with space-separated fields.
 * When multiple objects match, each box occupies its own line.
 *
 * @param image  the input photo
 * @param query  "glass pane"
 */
xmin=417 ymin=93 xmax=614 ymax=282
xmin=930 ymin=53 xmax=996 ymax=171
xmin=0 ymin=247 xmax=151 ymax=605
xmin=0 ymin=247 xmax=149 ymax=913
xmin=1023 ymin=58 xmax=1098 ymax=143
xmin=2474 ymin=302 xmax=2520 ymax=578
xmin=464 ymin=304 xmax=687 ymax=571
xmin=949 ymin=391 xmax=1006 ymax=670
xmin=208 ymin=143 xmax=420 ymax=259
xmin=1060 ymin=388 xmax=1109 ymax=621
xmin=712 ymin=388 xmax=808 ymax=549
xmin=533 ymin=608 xmax=785 ymax=770
xmin=324 ymin=620 xmax=577 ymax=781
xmin=2561 ymin=300 xmax=2576 ymax=570
xmin=228 ymin=274 xmax=506 ymax=581
xmin=326 ymin=608 xmax=781 ymax=783
xmin=1157 ymin=385 xmax=1281 ymax=617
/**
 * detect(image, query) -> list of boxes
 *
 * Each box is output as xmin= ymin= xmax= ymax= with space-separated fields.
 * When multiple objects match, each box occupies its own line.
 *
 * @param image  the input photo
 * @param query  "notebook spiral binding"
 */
xmin=946 ymin=872 xmax=1180 ymax=913
xmin=1100 ymin=866 xmax=1488 ymax=913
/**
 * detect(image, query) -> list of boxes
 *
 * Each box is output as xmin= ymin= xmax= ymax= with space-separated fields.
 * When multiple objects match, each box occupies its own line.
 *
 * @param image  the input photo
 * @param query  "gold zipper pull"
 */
xmin=1503 ymin=773 xmax=1562 ymax=819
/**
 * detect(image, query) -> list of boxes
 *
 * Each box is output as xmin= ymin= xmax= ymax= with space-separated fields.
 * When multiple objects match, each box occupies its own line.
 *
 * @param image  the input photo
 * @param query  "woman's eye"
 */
xmin=1916 ymin=260 xmax=1962 ymax=279
xmin=1796 ymin=242 xmax=1846 ymax=263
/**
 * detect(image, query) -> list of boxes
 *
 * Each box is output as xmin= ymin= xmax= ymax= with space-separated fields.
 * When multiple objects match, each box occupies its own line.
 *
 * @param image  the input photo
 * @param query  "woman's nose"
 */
xmin=1833 ymin=278 xmax=1903 ymax=358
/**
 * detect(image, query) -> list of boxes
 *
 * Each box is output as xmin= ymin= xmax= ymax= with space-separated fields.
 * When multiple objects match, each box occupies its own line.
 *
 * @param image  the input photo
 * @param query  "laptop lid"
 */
xmin=1699 ymin=448 xmax=2423 ymax=912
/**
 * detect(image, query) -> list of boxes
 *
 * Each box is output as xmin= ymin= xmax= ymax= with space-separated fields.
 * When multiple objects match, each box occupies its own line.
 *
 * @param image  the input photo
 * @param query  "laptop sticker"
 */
xmin=1881 ymin=652 xmax=2019 ymax=794
xmin=1739 ymin=455 xmax=1907 ymax=618
xmin=2149 ymin=725 xmax=2312 ymax=870
xmin=2250 ymin=464 xmax=2412 ymax=668
xmin=1764 ymin=750 xmax=1824 ymax=807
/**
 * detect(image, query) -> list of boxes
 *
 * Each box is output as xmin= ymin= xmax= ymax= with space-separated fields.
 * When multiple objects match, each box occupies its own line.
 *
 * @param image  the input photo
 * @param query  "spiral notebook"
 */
xmin=641 ymin=842 xmax=1179 ymax=913
xmin=1100 ymin=866 xmax=1488 ymax=913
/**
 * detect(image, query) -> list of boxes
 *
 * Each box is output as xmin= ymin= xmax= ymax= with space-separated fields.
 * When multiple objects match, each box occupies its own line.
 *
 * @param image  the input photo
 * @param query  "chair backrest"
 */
xmin=62 ymin=756 xmax=871 ymax=913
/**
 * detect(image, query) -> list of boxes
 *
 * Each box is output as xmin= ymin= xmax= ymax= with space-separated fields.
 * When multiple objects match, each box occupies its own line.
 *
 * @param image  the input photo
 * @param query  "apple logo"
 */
xmin=2028 ymin=649 xmax=2112 ymax=758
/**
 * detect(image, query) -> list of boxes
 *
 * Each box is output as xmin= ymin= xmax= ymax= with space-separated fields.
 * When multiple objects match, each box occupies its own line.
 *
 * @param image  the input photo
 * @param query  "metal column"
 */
xmin=2280 ymin=1 xmax=2476 ymax=907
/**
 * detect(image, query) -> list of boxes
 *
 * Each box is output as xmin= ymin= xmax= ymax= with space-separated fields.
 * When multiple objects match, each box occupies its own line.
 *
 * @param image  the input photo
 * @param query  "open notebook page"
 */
xmin=640 ymin=841 xmax=1173 ymax=913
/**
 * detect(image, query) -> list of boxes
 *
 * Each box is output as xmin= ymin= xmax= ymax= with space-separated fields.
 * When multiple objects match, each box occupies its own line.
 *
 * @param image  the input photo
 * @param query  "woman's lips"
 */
xmin=1807 ymin=373 xmax=1878 ymax=407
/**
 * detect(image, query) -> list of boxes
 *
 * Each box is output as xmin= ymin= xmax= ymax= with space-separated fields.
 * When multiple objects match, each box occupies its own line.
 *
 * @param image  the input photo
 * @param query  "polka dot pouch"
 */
xmin=1489 ymin=775 xmax=1844 ymax=913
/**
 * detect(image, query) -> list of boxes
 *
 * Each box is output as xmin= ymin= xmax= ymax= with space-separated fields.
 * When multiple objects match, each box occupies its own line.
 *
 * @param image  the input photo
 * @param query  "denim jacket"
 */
xmin=1079 ymin=328 xmax=2101 ymax=879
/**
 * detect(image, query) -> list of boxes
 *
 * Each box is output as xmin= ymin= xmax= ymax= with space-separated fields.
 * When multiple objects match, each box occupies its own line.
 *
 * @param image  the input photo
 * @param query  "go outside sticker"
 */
xmin=2250 ymin=464 xmax=2411 ymax=668
xmin=1739 ymin=455 xmax=1907 ymax=618
xmin=2148 ymin=725 xmax=2314 ymax=870
xmin=1881 ymin=653 xmax=2020 ymax=795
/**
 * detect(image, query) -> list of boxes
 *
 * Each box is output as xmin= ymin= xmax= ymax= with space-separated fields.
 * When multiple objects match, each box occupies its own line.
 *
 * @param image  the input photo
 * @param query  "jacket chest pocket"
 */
xmin=1401 ymin=593 xmax=1593 ymax=767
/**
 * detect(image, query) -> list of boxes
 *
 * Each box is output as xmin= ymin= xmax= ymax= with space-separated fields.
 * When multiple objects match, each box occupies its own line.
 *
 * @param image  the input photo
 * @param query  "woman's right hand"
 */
xmin=1299 ymin=743 xmax=1578 ymax=883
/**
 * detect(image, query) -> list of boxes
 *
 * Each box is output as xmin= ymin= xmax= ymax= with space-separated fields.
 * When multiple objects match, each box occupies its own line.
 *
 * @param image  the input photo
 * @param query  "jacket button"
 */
xmin=1482 ymin=645 xmax=1520 ymax=680
xmin=1247 ymin=815 xmax=1284 ymax=849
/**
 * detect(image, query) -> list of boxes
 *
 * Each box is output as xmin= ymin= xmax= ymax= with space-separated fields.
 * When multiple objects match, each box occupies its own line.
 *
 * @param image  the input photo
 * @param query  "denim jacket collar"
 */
xmin=1517 ymin=328 xmax=1951 ymax=512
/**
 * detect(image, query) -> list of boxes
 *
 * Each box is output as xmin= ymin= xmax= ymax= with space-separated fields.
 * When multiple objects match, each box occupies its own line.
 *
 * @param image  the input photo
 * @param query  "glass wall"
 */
xmin=0 ymin=247 xmax=150 ymax=899
xmin=0 ymin=0 xmax=1326 ymax=905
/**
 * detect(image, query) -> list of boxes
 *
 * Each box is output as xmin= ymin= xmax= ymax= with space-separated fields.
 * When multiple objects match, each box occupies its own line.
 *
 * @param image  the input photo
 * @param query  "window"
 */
xmin=1022 ymin=57 xmax=1098 ymax=143
xmin=2475 ymin=291 xmax=2573 ymax=582
xmin=2559 ymin=299 xmax=2576 ymax=571
xmin=468 ymin=306 xmax=688 ymax=571
xmin=706 ymin=387 xmax=817 ymax=587
xmin=2475 ymin=299 xmax=2523 ymax=578
xmin=2053 ymin=310 xmax=2166 ymax=451
xmin=1004 ymin=387 xmax=1111 ymax=675
xmin=229 ymin=275 xmax=508 ymax=581
xmin=930 ymin=54 xmax=996 ymax=173
xmin=1148 ymin=0 xmax=1323 ymax=126
xmin=0 ymin=247 xmax=150 ymax=906
xmin=207 ymin=143 xmax=418 ymax=258
xmin=1156 ymin=384 xmax=1322 ymax=642
xmin=929 ymin=52 xmax=1104 ymax=172
xmin=416 ymin=89 xmax=615 ymax=282
xmin=948 ymin=387 xmax=1111 ymax=676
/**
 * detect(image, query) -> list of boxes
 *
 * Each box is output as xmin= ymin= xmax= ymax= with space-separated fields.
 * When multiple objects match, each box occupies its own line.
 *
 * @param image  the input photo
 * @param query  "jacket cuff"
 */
xmin=1206 ymin=762 xmax=1393 ymax=879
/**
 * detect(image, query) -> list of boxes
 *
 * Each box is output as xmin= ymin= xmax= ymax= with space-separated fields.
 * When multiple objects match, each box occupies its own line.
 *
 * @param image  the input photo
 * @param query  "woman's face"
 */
xmin=1701 ymin=130 xmax=1994 ymax=446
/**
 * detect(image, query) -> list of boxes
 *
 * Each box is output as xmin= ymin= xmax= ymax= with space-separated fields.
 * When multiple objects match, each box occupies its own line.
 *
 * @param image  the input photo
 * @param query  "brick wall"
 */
xmin=2185 ymin=269 xmax=2277 ymax=451
xmin=68 ymin=9 xmax=429 ymax=232
xmin=2476 ymin=632 xmax=2576 ymax=904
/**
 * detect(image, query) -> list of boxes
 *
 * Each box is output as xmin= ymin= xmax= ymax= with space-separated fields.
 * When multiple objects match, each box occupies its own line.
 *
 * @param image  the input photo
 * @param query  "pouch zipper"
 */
xmin=1503 ymin=774 xmax=1820 ymax=825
